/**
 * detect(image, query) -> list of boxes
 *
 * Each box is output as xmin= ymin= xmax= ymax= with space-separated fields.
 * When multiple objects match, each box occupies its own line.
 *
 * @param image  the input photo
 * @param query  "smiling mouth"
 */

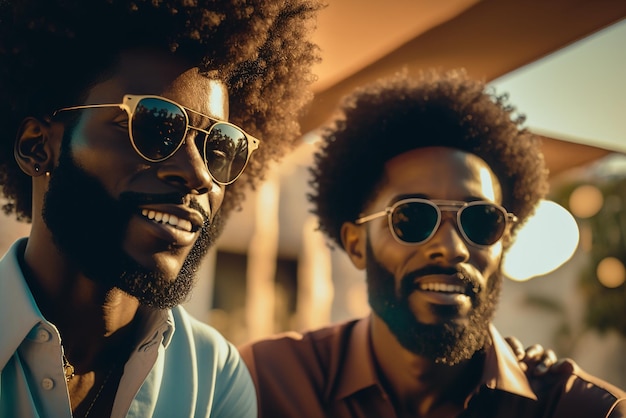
xmin=418 ymin=282 xmax=467 ymax=294
xmin=141 ymin=209 xmax=195 ymax=233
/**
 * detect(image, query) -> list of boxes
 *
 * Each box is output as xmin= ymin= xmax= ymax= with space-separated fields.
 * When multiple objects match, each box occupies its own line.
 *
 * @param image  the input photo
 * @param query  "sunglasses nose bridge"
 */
xmin=418 ymin=215 xmax=471 ymax=262
xmin=185 ymin=124 xmax=209 ymax=151
xmin=159 ymin=127 xmax=216 ymax=193
xmin=408 ymin=203 xmax=466 ymax=247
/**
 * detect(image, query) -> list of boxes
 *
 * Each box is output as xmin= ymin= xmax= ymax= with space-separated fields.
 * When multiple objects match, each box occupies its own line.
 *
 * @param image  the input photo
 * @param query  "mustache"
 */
xmin=400 ymin=264 xmax=481 ymax=297
xmin=120 ymin=191 xmax=187 ymax=205
xmin=119 ymin=191 xmax=210 ymax=225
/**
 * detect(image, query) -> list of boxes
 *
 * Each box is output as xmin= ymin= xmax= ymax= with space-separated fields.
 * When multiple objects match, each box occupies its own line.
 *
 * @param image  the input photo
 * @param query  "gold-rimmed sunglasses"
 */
xmin=356 ymin=198 xmax=517 ymax=247
xmin=53 ymin=94 xmax=260 ymax=185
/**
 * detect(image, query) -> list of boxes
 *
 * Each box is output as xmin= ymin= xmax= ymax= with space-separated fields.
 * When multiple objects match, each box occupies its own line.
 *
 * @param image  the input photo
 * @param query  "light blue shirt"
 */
xmin=0 ymin=238 xmax=257 ymax=418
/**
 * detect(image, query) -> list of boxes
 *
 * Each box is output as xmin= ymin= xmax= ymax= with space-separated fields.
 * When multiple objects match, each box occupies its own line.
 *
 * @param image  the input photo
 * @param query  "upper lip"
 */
xmin=139 ymin=204 xmax=206 ymax=232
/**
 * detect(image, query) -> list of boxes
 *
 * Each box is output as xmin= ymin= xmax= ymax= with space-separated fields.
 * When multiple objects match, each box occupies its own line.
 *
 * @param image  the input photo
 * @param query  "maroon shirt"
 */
xmin=239 ymin=316 xmax=626 ymax=418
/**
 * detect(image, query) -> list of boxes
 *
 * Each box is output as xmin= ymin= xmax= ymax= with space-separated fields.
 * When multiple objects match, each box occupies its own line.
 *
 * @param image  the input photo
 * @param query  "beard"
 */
xmin=365 ymin=238 xmax=501 ymax=365
xmin=42 ymin=140 xmax=225 ymax=310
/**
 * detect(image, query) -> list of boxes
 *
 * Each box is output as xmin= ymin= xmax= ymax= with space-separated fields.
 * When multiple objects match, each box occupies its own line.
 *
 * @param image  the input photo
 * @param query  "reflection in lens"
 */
xmin=460 ymin=204 xmax=505 ymax=246
xmin=205 ymin=123 xmax=248 ymax=184
xmin=132 ymin=98 xmax=186 ymax=161
xmin=392 ymin=201 xmax=439 ymax=243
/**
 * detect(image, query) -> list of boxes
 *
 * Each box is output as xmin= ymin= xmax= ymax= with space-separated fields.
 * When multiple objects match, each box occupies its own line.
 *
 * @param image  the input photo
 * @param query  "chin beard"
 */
xmin=42 ymin=140 xmax=224 ymax=309
xmin=364 ymin=238 xmax=501 ymax=365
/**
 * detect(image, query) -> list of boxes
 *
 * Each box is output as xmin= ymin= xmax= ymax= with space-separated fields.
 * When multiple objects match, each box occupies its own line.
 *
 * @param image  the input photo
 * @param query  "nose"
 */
xmin=156 ymin=132 xmax=213 ymax=194
xmin=424 ymin=216 xmax=470 ymax=264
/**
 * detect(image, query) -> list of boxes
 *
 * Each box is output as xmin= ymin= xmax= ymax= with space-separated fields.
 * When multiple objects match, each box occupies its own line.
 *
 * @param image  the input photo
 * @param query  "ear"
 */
xmin=341 ymin=221 xmax=367 ymax=270
xmin=14 ymin=117 xmax=55 ymax=176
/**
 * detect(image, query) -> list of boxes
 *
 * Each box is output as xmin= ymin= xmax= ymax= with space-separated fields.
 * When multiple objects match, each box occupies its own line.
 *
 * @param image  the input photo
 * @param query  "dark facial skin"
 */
xmin=42 ymin=139 xmax=224 ymax=309
xmin=343 ymin=146 xmax=508 ymax=364
xmin=40 ymin=53 xmax=228 ymax=308
xmin=365 ymin=237 xmax=501 ymax=365
xmin=16 ymin=50 xmax=232 ymax=416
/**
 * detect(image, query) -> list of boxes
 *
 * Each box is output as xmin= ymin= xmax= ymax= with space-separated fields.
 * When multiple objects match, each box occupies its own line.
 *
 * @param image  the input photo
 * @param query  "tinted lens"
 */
xmin=131 ymin=98 xmax=187 ymax=161
xmin=460 ymin=203 xmax=506 ymax=245
xmin=391 ymin=201 xmax=440 ymax=243
xmin=205 ymin=123 xmax=249 ymax=184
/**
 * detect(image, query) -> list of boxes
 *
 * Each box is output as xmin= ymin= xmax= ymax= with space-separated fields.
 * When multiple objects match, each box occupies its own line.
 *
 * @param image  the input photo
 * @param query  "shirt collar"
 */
xmin=0 ymin=238 xmax=177 ymax=370
xmin=332 ymin=316 xmax=537 ymax=402
xmin=134 ymin=306 xmax=176 ymax=350
xmin=0 ymin=238 xmax=46 ymax=370
xmin=334 ymin=315 xmax=379 ymax=400
xmin=481 ymin=324 xmax=537 ymax=400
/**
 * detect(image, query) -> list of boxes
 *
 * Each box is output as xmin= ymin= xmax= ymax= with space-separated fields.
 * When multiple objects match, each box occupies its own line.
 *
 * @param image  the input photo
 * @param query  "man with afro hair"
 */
xmin=0 ymin=0 xmax=322 ymax=417
xmin=239 ymin=70 xmax=626 ymax=417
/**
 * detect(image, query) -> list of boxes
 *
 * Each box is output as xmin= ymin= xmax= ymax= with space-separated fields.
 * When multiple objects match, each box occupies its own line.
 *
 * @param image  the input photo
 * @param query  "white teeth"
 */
xmin=419 ymin=283 xmax=466 ymax=293
xmin=178 ymin=219 xmax=192 ymax=231
xmin=140 ymin=209 xmax=193 ymax=232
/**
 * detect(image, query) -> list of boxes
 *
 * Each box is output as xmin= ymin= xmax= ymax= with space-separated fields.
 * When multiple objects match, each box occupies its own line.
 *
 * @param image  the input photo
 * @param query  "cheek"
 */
xmin=474 ymin=242 xmax=503 ymax=278
xmin=368 ymin=223 xmax=415 ymax=282
xmin=209 ymin=183 xmax=226 ymax=219
xmin=68 ymin=125 xmax=139 ymax=188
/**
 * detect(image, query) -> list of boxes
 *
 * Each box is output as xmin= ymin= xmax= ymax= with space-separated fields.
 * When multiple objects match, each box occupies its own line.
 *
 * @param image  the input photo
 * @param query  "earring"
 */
xmin=34 ymin=164 xmax=40 ymax=173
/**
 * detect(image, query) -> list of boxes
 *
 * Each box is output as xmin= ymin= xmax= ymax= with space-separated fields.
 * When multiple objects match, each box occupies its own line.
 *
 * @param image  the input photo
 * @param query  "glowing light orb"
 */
xmin=596 ymin=257 xmax=626 ymax=288
xmin=569 ymin=184 xmax=604 ymax=218
xmin=504 ymin=200 xmax=580 ymax=281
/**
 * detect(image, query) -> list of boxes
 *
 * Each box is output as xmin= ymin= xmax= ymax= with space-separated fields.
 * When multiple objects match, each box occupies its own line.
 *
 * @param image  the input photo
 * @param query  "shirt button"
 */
xmin=36 ymin=328 xmax=51 ymax=342
xmin=41 ymin=378 xmax=55 ymax=390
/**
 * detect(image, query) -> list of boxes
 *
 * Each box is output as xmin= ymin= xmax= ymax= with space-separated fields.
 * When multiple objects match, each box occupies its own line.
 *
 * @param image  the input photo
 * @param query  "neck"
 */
xmin=370 ymin=314 xmax=483 ymax=417
xmin=19 ymin=229 xmax=140 ymax=371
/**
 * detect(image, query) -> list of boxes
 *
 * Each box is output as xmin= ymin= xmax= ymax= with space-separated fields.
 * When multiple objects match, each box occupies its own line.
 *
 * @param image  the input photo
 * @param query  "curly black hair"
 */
xmin=0 ymin=0 xmax=323 ymax=221
xmin=308 ymin=69 xmax=549 ymax=250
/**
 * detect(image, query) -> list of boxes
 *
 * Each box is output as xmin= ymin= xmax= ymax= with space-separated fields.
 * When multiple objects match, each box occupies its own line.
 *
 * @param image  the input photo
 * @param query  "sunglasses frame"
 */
xmin=52 ymin=94 xmax=260 ymax=185
xmin=355 ymin=198 xmax=517 ymax=248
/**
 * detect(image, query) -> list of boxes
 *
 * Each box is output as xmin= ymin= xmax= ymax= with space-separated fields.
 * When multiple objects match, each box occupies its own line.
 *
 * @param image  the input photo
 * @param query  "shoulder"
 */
xmin=170 ymin=305 xmax=226 ymax=345
xmin=533 ymin=359 xmax=626 ymax=417
xmin=238 ymin=318 xmax=361 ymax=367
xmin=238 ymin=318 xmax=363 ymax=388
xmin=237 ymin=318 xmax=363 ymax=418
xmin=165 ymin=306 xmax=257 ymax=416
xmin=167 ymin=306 xmax=243 ymax=369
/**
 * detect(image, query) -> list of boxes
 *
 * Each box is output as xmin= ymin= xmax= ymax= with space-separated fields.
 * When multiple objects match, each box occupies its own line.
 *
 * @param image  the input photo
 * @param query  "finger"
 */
xmin=543 ymin=350 xmax=558 ymax=367
xmin=551 ymin=358 xmax=575 ymax=374
xmin=534 ymin=350 xmax=558 ymax=376
xmin=505 ymin=336 xmax=525 ymax=360
xmin=523 ymin=344 xmax=544 ymax=361
xmin=534 ymin=362 xmax=548 ymax=376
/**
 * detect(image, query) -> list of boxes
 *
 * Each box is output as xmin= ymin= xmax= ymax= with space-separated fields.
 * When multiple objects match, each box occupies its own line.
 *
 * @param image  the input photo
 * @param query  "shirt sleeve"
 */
xmin=210 ymin=339 xmax=258 ymax=418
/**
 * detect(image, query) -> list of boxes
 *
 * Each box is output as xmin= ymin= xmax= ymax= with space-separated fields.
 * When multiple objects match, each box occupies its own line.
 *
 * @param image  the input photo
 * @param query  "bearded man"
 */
xmin=238 ymin=70 xmax=626 ymax=418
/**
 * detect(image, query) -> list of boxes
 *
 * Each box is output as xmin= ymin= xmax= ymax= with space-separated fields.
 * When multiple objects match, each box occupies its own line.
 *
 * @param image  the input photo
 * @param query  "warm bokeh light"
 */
xmin=596 ymin=256 xmax=626 ymax=288
xmin=503 ymin=200 xmax=580 ymax=281
xmin=569 ymin=184 xmax=604 ymax=218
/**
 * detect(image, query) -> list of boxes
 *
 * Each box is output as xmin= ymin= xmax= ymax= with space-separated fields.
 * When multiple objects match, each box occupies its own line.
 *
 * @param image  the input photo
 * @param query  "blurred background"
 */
xmin=2 ymin=0 xmax=625 ymax=387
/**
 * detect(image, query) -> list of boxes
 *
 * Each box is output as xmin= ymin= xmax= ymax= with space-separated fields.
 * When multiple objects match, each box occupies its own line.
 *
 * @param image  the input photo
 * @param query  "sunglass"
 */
xmin=52 ymin=95 xmax=259 ymax=185
xmin=355 ymin=198 xmax=517 ymax=247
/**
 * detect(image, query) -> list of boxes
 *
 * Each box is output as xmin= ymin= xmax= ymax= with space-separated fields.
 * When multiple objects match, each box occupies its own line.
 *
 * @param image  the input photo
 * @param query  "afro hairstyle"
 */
xmin=308 ymin=69 xmax=549 ymax=250
xmin=0 ymin=0 xmax=323 ymax=221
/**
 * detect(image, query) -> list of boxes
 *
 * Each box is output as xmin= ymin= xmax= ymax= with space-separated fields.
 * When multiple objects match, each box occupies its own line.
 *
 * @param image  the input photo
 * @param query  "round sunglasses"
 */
xmin=52 ymin=95 xmax=260 ymax=185
xmin=355 ymin=198 xmax=518 ymax=247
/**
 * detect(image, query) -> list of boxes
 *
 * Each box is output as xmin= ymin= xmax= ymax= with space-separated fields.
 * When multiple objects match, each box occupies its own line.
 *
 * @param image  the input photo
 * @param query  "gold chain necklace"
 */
xmin=63 ymin=353 xmax=116 ymax=418
xmin=62 ymin=354 xmax=75 ymax=381
xmin=82 ymin=367 xmax=115 ymax=418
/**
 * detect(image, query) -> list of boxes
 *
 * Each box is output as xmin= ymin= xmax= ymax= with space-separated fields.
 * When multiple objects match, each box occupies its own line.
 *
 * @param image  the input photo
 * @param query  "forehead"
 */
xmin=84 ymin=50 xmax=228 ymax=119
xmin=377 ymin=146 xmax=502 ymax=204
